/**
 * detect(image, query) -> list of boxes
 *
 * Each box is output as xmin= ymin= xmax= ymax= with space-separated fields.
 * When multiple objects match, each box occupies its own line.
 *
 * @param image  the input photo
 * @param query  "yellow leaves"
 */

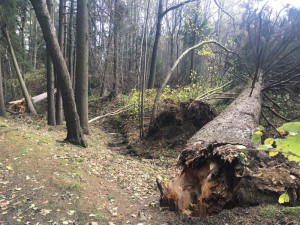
xmin=256 ymin=173 xmax=263 ymax=177
xmin=277 ymin=129 xmax=285 ymax=135
xmin=264 ymin=138 xmax=274 ymax=145
xmin=6 ymin=166 xmax=13 ymax=171
xmin=269 ymin=151 xmax=279 ymax=157
xmin=278 ymin=193 xmax=290 ymax=204
xmin=254 ymin=131 xmax=263 ymax=136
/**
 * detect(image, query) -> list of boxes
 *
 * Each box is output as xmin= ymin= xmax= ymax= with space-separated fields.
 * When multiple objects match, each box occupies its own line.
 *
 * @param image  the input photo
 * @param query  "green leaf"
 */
xmin=275 ymin=134 xmax=300 ymax=162
xmin=161 ymin=175 xmax=166 ymax=181
xmin=277 ymin=122 xmax=300 ymax=133
xmin=257 ymin=125 xmax=265 ymax=131
xmin=257 ymin=145 xmax=272 ymax=150
xmin=251 ymin=135 xmax=261 ymax=143
xmin=278 ymin=193 xmax=290 ymax=204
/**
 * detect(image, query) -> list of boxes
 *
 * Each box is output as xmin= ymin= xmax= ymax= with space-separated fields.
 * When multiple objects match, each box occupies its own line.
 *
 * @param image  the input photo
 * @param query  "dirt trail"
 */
xmin=0 ymin=116 xmax=299 ymax=224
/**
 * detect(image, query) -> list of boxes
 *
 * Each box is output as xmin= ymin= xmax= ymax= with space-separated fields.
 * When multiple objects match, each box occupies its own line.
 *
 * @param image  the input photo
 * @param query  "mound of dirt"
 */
xmin=147 ymin=99 xmax=216 ymax=143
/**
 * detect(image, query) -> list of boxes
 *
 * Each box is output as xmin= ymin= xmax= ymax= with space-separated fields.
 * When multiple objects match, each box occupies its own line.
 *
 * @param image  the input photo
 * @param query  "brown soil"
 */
xmin=0 ymin=113 xmax=299 ymax=224
xmin=116 ymin=99 xmax=216 ymax=160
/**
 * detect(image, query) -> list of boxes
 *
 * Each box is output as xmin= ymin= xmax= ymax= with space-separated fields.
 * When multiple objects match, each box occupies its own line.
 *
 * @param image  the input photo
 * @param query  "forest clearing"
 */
xmin=1 ymin=0 xmax=300 ymax=224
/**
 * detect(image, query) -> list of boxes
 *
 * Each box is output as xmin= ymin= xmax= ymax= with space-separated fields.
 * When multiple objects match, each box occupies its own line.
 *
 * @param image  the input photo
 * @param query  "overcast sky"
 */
xmin=269 ymin=0 xmax=300 ymax=10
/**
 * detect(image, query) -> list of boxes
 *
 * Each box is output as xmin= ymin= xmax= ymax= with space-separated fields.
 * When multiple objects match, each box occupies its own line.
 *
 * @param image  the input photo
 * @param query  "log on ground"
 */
xmin=156 ymin=77 xmax=300 ymax=217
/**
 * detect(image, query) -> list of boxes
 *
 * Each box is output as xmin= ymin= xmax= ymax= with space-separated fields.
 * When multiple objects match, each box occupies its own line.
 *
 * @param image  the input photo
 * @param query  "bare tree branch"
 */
xmin=161 ymin=0 xmax=195 ymax=17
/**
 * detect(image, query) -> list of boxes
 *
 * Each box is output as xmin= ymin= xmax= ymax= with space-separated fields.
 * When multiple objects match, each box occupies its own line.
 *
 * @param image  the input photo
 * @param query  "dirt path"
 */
xmin=0 ymin=116 xmax=299 ymax=224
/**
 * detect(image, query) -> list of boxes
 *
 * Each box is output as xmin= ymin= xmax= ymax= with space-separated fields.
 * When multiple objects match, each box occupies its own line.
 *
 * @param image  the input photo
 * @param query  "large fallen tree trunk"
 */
xmin=156 ymin=75 xmax=300 ymax=217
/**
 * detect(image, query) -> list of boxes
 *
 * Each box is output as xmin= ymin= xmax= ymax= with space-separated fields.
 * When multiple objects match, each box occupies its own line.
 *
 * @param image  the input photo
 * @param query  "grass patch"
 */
xmin=282 ymin=207 xmax=300 ymax=220
xmin=64 ymin=181 xmax=83 ymax=191
xmin=75 ymin=157 xmax=85 ymax=163
xmin=259 ymin=205 xmax=280 ymax=219
xmin=93 ymin=210 xmax=108 ymax=223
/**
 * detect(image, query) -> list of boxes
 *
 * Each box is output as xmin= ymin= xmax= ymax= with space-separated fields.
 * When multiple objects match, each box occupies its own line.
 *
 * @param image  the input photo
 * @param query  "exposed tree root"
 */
xmin=157 ymin=143 xmax=300 ymax=217
xmin=156 ymin=76 xmax=300 ymax=217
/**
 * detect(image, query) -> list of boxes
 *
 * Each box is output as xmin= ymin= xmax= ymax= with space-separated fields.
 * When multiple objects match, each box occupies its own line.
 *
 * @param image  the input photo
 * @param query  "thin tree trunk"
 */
xmin=75 ymin=0 xmax=89 ymax=134
xmin=68 ymin=0 xmax=74 ymax=84
xmin=147 ymin=0 xmax=163 ymax=89
xmin=4 ymin=27 xmax=37 ymax=115
xmin=29 ymin=0 xmax=86 ymax=147
xmin=46 ymin=0 xmax=56 ymax=125
xmin=140 ymin=0 xmax=150 ymax=139
xmin=100 ymin=23 xmax=113 ymax=97
xmin=4 ymin=50 xmax=16 ymax=99
xmin=0 ymin=54 xmax=6 ymax=117
xmin=112 ymin=0 xmax=119 ymax=97
xmin=56 ymin=0 xmax=65 ymax=125
xmin=151 ymin=40 xmax=234 ymax=121
xmin=32 ymin=15 xmax=38 ymax=69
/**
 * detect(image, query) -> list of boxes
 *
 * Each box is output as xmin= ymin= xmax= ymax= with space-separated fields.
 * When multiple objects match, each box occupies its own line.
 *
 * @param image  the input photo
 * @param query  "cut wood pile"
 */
xmin=156 ymin=78 xmax=300 ymax=217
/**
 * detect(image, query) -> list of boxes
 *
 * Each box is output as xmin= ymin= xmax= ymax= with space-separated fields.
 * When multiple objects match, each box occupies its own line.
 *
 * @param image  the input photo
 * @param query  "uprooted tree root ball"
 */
xmin=156 ymin=143 xmax=300 ymax=217
xmin=147 ymin=99 xmax=216 ymax=141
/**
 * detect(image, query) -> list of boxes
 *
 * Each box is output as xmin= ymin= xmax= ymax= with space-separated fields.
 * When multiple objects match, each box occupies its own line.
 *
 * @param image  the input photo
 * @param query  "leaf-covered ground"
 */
xmin=0 ymin=115 xmax=299 ymax=224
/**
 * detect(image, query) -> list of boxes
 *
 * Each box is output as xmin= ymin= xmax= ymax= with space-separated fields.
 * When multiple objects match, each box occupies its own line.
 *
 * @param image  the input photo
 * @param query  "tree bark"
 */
xmin=75 ymin=0 xmax=90 ymax=134
xmin=112 ymin=0 xmax=120 ymax=97
xmin=147 ymin=0 xmax=163 ymax=89
xmin=32 ymin=15 xmax=38 ymax=69
xmin=46 ymin=0 xmax=56 ymax=126
xmin=29 ymin=0 xmax=86 ymax=147
xmin=3 ymin=27 xmax=37 ymax=115
xmin=156 ymin=74 xmax=300 ymax=217
xmin=0 ymin=54 xmax=6 ymax=117
xmin=68 ymin=0 xmax=74 ymax=86
xmin=148 ymin=0 xmax=195 ymax=89
xmin=55 ymin=0 xmax=65 ymax=125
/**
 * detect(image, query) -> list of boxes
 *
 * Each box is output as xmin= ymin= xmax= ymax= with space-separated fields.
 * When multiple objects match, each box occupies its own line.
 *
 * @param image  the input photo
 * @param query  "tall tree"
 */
xmin=0 ymin=54 xmax=6 ymax=117
xmin=112 ymin=0 xmax=120 ymax=96
xmin=32 ymin=14 xmax=38 ymax=69
xmin=56 ymin=0 xmax=65 ymax=125
xmin=46 ymin=0 xmax=55 ymax=125
xmin=147 ymin=0 xmax=195 ymax=89
xmin=29 ymin=0 xmax=86 ymax=147
xmin=68 ymin=0 xmax=75 ymax=87
xmin=3 ymin=26 xmax=37 ymax=115
xmin=75 ymin=0 xmax=89 ymax=134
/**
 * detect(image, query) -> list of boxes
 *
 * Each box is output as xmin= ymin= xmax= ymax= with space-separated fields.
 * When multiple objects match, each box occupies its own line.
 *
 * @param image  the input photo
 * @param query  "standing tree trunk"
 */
xmin=3 ymin=27 xmax=37 ymax=115
xmin=147 ymin=0 xmax=163 ymax=89
xmin=46 ymin=0 xmax=56 ymax=126
xmin=29 ymin=0 xmax=86 ymax=147
xmin=156 ymin=74 xmax=300 ymax=217
xmin=75 ymin=0 xmax=89 ymax=134
xmin=32 ymin=15 xmax=38 ymax=69
xmin=148 ymin=0 xmax=195 ymax=89
xmin=68 ymin=0 xmax=74 ymax=85
xmin=0 ymin=54 xmax=6 ymax=117
xmin=55 ymin=0 xmax=65 ymax=125
xmin=112 ymin=0 xmax=120 ymax=97
xmin=4 ymin=50 xmax=16 ymax=100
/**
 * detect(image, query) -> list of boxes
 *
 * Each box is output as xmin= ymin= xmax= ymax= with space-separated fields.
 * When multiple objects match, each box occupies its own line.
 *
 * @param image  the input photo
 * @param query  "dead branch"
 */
xmin=262 ymin=104 xmax=294 ymax=122
xmin=196 ymin=81 xmax=232 ymax=100
xmin=88 ymin=104 xmax=133 ymax=123
xmin=213 ymin=0 xmax=235 ymax=25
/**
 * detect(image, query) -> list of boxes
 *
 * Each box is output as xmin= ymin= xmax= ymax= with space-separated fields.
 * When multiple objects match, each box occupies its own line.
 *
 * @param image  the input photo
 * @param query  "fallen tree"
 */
xmin=8 ymin=89 xmax=57 ymax=113
xmin=156 ymin=74 xmax=300 ymax=217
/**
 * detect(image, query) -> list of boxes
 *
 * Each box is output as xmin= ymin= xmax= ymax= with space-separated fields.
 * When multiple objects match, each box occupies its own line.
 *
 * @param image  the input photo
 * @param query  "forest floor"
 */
xmin=0 ymin=114 xmax=300 ymax=225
